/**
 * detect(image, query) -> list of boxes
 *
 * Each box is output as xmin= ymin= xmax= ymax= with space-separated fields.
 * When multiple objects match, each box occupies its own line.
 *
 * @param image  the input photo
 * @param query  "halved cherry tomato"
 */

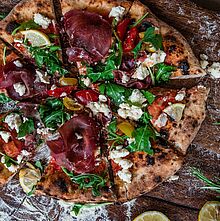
xmin=117 ymin=121 xmax=135 ymax=138
xmin=117 ymin=18 xmax=131 ymax=41
xmin=59 ymin=77 xmax=78 ymax=86
xmin=3 ymin=140 xmax=21 ymax=158
xmin=63 ymin=97 xmax=83 ymax=111
xmin=47 ymin=86 xmax=75 ymax=98
xmin=74 ymin=89 xmax=99 ymax=105
xmin=50 ymin=158 xmax=61 ymax=171
xmin=123 ymin=27 xmax=138 ymax=53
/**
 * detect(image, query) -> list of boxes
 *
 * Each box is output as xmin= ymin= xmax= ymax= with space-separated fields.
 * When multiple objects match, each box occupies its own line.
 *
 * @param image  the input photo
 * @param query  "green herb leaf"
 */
xmin=155 ymin=63 xmax=176 ymax=84
xmin=213 ymin=122 xmax=220 ymax=126
xmin=72 ymin=204 xmax=84 ymax=216
xmin=0 ymin=152 xmax=18 ymax=167
xmin=132 ymin=27 xmax=163 ymax=58
xmin=100 ymin=83 xmax=131 ymax=106
xmin=131 ymin=13 xmax=149 ymax=28
xmin=0 ymin=13 xmax=8 ymax=20
xmin=35 ymin=160 xmax=43 ymax=172
xmin=12 ymin=20 xmax=40 ymax=35
xmin=3 ymin=46 xmax=7 ymax=65
xmin=18 ymin=118 xmax=35 ymax=138
xmin=0 ymin=93 xmax=13 ymax=104
xmin=107 ymin=119 xmax=117 ymax=133
xmin=139 ymin=111 xmax=152 ymax=124
xmin=141 ymin=91 xmax=155 ymax=104
xmin=39 ymin=98 xmax=71 ymax=129
xmin=127 ymin=124 xmax=155 ymax=154
xmin=62 ymin=168 xmax=107 ymax=197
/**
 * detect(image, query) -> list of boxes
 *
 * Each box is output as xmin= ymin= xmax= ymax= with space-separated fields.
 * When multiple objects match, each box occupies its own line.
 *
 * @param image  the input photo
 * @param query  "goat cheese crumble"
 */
xmin=109 ymin=148 xmax=130 ymax=159
xmin=118 ymin=103 xmax=143 ymax=121
xmin=4 ymin=113 xmax=22 ymax=133
xmin=117 ymin=169 xmax=132 ymax=183
xmin=143 ymin=50 xmax=167 ymax=67
xmin=129 ymin=89 xmax=146 ymax=105
xmin=132 ymin=64 xmax=149 ymax=80
xmin=0 ymin=131 xmax=11 ymax=143
xmin=34 ymin=13 xmax=51 ymax=29
xmin=207 ymin=62 xmax=220 ymax=79
xmin=13 ymin=82 xmax=26 ymax=96
xmin=109 ymin=6 xmax=125 ymax=21
xmin=154 ymin=113 xmax=168 ymax=128
xmin=87 ymin=102 xmax=111 ymax=117
xmin=13 ymin=60 xmax=23 ymax=68
xmin=35 ymin=70 xmax=50 ymax=84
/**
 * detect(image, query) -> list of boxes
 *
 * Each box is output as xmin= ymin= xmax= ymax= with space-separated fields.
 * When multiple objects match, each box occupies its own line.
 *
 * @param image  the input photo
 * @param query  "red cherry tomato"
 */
xmin=117 ymin=18 xmax=131 ymax=41
xmin=50 ymin=158 xmax=61 ymax=171
xmin=74 ymin=89 xmax=99 ymax=105
xmin=123 ymin=27 xmax=138 ymax=53
xmin=111 ymin=160 xmax=122 ymax=174
xmin=47 ymin=86 xmax=76 ymax=98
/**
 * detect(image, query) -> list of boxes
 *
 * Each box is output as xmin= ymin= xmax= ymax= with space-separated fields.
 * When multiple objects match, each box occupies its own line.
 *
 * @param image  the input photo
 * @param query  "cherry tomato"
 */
xmin=63 ymin=97 xmax=83 ymax=111
xmin=47 ymin=86 xmax=75 ymax=98
xmin=3 ymin=140 xmax=22 ymax=158
xmin=117 ymin=18 xmax=131 ymax=41
xmin=117 ymin=121 xmax=135 ymax=138
xmin=59 ymin=77 xmax=78 ymax=86
xmin=50 ymin=158 xmax=61 ymax=171
xmin=123 ymin=27 xmax=138 ymax=53
xmin=74 ymin=89 xmax=99 ymax=105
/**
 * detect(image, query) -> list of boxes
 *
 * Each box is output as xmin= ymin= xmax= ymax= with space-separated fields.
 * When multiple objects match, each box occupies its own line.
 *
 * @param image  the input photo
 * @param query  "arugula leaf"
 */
xmin=0 ymin=94 xmax=13 ymax=104
xmin=155 ymin=63 xmax=176 ymax=83
xmin=39 ymin=98 xmax=70 ymax=129
xmin=131 ymin=12 xmax=149 ymax=28
xmin=0 ymin=152 xmax=18 ymax=167
xmin=12 ymin=20 xmax=40 ymax=35
xmin=3 ymin=46 xmax=7 ymax=65
xmin=141 ymin=91 xmax=155 ymax=104
xmin=0 ymin=13 xmax=8 ymax=20
xmin=18 ymin=118 xmax=35 ymax=138
xmin=72 ymin=204 xmax=84 ymax=216
xmin=127 ymin=124 xmax=155 ymax=154
xmin=213 ymin=122 xmax=220 ymax=126
xmin=100 ymin=83 xmax=131 ymax=106
xmin=35 ymin=160 xmax=43 ymax=172
xmin=132 ymin=27 xmax=163 ymax=58
xmin=139 ymin=111 xmax=152 ymax=124
xmin=62 ymin=168 xmax=107 ymax=197
xmin=28 ymin=45 xmax=68 ymax=76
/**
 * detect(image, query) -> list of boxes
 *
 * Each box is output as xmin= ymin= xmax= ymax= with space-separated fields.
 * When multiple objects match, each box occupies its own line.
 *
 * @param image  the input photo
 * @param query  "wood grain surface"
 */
xmin=0 ymin=1 xmax=219 ymax=221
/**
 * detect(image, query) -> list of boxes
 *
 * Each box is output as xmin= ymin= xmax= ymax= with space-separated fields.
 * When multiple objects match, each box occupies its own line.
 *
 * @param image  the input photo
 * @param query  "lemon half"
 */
xmin=198 ymin=201 xmax=220 ymax=221
xmin=133 ymin=211 xmax=170 ymax=221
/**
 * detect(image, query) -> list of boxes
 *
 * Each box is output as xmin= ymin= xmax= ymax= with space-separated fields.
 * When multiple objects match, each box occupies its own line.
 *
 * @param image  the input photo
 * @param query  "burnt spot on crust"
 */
xmin=54 ymin=178 xmax=68 ymax=193
xmin=146 ymin=156 xmax=155 ymax=166
xmin=164 ymin=35 xmax=177 ymax=42
xmin=192 ymin=119 xmax=199 ymax=128
xmin=6 ymin=21 xmax=19 ymax=34
xmin=0 ymin=164 xmax=4 ymax=172
xmin=160 ymin=129 xmax=169 ymax=140
xmin=154 ymin=148 xmax=162 ymax=153
xmin=158 ymin=152 xmax=168 ymax=160
xmin=154 ymin=176 xmax=162 ymax=183
xmin=37 ymin=2 xmax=43 ymax=7
xmin=37 ymin=184 xmax=44 ymax=190
xmin=178 ymin=60 xmax=190 ymax=75
xmin=157 ymin=137 xmax=168 ymax=147
xmin=168 ymin=45 xmax=177 ymax=53
xmin=138 ymin=154 xmax=144 ymax=159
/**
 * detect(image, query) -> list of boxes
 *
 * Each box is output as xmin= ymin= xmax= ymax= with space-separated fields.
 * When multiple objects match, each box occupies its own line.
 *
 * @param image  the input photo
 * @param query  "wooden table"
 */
xmin=0 ymin=1 xmax=219 ymax=220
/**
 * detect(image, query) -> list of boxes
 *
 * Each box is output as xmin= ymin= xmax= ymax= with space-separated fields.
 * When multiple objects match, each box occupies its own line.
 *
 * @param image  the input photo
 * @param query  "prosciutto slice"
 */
xmin=0 ymin=59 xmax=48 ymax=101
xmin=64 ymin=10 xmax=112 ymax=63
xmin=47 ymin=114 xmax=100 ymax=173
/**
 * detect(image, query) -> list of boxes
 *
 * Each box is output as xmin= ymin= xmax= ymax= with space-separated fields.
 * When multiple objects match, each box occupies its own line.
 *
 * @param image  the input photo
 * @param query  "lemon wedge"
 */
xmin=20 ymin=29 xmax=51 ymax=47
xmin=163 ymin=103 xmax=185 ymax=122
xmin=133 ymin=211 xmax=170 ymax=221
xmin=19 ymin=163 xmax=41 ymax=194
xmin=198 ymin=201 xmax=220 ymax=221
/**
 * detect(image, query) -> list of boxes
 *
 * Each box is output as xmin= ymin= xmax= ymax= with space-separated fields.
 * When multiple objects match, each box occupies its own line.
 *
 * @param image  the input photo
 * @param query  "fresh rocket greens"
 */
xmin=132 ymin=27 xmax=163 ymax=58
xmin=62 ymin=167 xmax=107 ymax=197
xmin=141 ymin=90 xmax=155 ymax=104
xmin=191 ymin=167 xmax=220 ymax=194
xmin=39 ymin=98 xmax=70 ymax=129
xmin=28 ymin=45 xmax=68 ymax=76
xmin=12 ymin=20 xmax=40 ymax=35
xmin=154 ymin=63 xmax=176 ymax=83
xmin=131 ymin=13 xmax=149 ymax=28
xmin=0 ymin=153 xmax=18 ymax=167
xmin=0 ymin=13 xmax=8 ymax=20
xmin=0 ymin=94 xmax=13 ymax=104
xmin=18 ymin=118 xmax=35 ymax=138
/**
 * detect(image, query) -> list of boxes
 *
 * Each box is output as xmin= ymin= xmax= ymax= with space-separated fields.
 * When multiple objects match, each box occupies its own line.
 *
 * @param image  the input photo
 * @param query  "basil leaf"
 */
xmin=127 ymin=124 xmax=155 ymax=154
xmin=18 ymin=118 xmax=35 ymax=138
xmin=12 ymin=20 xmax=39 ymax=35
xmin=0 ymin=93 xmax=12 ymax=104
xmin=107 ymin=120 xmax=117 ymax=133
xmin=155 ymin=63 xmax=176 ymax=83
xmin=141 ymin=91 xmax=155 ymax=104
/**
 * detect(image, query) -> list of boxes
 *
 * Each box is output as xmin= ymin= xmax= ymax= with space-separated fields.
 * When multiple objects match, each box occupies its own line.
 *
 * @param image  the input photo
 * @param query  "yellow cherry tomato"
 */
xmin=59 ymin=77 xmax=78 ymax=86
xmin=63 ymin=97 xmax=83 ymax=111
xmin=117 ymin=121 xmax=135 ymax=138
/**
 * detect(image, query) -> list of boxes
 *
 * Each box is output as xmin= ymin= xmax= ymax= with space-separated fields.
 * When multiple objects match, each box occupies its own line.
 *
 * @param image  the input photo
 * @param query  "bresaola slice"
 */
xmin=64 ymin=10 xmax=112 ymax=64
xmin=47 ymin=114 xmax=101 ymax=174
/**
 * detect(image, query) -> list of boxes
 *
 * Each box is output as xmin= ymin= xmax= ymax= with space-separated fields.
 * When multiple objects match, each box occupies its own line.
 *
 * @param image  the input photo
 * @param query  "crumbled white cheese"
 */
xmin=121 ymin=73 xmax=130 ymax=83
xmin=81 ymin=77 xmax=91 ymax=87
xmin=143 ymin=50 xmax=167 ymax=67
xmin=114 ymin=158 xmax=133 ymax=170
xmin=34 ymin=13 xmax=51 ymax=29
xmin=129 ymin=89 xmax=146 ymax=105
xmin=167 ymin=175 xmax=179 ymax=182
xmin=4 ymin=113 xmax=22 ymax=133
xmin=175 ymin=89 xmax=186 ymax=101
xmin=99 ymin=95 xmax=107 ymax=103
xmin=0 ymin=131 xmax=10 ymax=143
xmin=154 ymin=113 xmax=168 ymax=128
xmin=207 ymin=62 xmax=220 ymax=78
xmin=127 ymin=137 xmax=135 ymax=145
xmin=109 ymin=6 xmax=125 ymax=21
xmin=117 ymin=169 xmax=132 ymax=183
xmin=116 ymin=145 xmax=123 ymax=150
xmin=50 ymin=84 xmax=57 ymax=90
xmin=35 ymin=70 xmax=50 ymax=84
xmin=87 ymin=102 xmax=111 ymax=117
xmin=200 ymin=60 xmax=209 ymax=69
xmin=75 ymin=133 xmax=83 ymax=140
xmin=60 ymin=92 xmax=67 ymax=97
xmin=13 ymin=82 xmax=26 ymax=96
xmin=14 ymin=39 xmax=23 ymax=43
xmin=13 ymin=60 xmax=23 ymax=68
xmin=200 ymin=54 xmax=208 ymax=61
xmin=132 ymin=64 xmax=149 ymax=80
xmin=118 ymin=103 xmax=143 ymax=121
xmin=109 ymin=148 xmax=130 ymax=159
xmin=7 ymin=164 xmax=18 ymax=173
xmin=1 ymin=156 xmax=5 ymax=164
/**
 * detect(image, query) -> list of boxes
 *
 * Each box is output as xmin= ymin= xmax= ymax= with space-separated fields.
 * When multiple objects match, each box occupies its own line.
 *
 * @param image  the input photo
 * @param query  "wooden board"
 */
xmin=0 ymin=1 xmax=219 ymax=221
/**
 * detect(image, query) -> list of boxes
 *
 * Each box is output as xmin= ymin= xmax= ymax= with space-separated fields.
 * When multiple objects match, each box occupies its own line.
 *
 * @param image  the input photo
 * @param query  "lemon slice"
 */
xmin=198 ymin=201 xmax=220 ymax=221
xmin=19 ymin=164 xmax=41 ymax=194
xmin=20 ymin=30 xmax=51 ymax=47
xmin=133 ymin=211 xmax=170 ymax=221
xmin=163 ymin=103 xmax=185 ymax=122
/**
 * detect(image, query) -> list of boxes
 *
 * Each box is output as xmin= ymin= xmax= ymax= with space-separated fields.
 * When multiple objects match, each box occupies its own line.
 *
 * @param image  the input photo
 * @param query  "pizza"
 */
xmin=0 ymin=0 xmax=209 ymax=203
